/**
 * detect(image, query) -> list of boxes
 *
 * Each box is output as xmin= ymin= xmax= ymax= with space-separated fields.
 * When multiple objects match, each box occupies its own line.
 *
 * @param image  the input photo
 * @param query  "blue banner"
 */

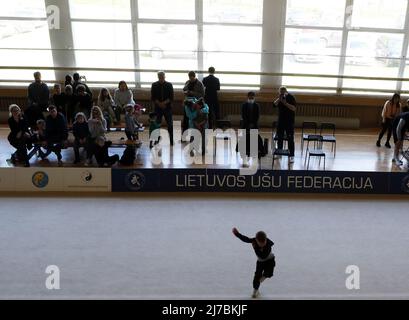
xmin=111 ymin=169 xmax=409 ymax=194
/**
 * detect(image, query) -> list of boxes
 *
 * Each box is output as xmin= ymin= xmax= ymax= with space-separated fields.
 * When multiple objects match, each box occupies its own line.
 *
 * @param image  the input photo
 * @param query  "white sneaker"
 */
xmin=393 ymin=158 xmax=403 ymax=166
xmin=251 ymin=289 xmax=260 ymax=298
xmin=242 ymin=157 xmax=250 ymax=168
xmin=289 ymin=156 xmax=295 ymax=163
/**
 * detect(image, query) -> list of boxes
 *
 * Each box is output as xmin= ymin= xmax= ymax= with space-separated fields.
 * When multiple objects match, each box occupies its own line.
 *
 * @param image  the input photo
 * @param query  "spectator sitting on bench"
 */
xmin=7 ymin=104 xmax=31 ymax=167
xmin=98 ymin=88 xmax=117 ymax=131
xmin=114 ymin=80 xmax=135 ymax=123
xmin=149 ymin=112 xmax=161 ymax=149
xmin=86 ymin=106 xmax=107 ymax=166
xmin=45 ymin=105 xmax=68 ymax=166
xmin=32 ymin=119 xmax=48 ymax=160
xmin=73 ymin=112 xmax=90 ymax=165
xmin=125 ymin=104 xmax=140 ymax=141
xmin=94 ymin=136 xmax=119 ymax=167
xmin=75 ymin=85 xmax=93 ymax=119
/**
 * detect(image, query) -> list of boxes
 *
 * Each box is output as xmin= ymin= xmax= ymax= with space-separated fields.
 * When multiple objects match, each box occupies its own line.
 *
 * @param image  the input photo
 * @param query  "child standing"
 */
xmin=149 ymin=112 xmax=161 ymax=148
xmin=72 ymin=112 xmax=90 ymax=164
xmin=125 ymin=104 xmax=140 ymax=140
xmin=232 ymin=227 xmax=276 ymax=298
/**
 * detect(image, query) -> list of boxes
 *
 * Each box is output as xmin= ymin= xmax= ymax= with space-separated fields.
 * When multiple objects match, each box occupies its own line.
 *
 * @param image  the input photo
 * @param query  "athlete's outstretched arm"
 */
xmin=232 ymin=227 xmax=252 ymax=243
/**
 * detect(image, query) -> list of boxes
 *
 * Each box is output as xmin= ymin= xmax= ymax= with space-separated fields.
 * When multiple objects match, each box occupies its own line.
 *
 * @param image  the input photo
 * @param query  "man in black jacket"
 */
xmin=239 ymin=92 xmax=264 ymax=166
xmin=232 ymin=227 xmax=276 ymax=298
xmin=27 ymin=71 xmax=49 ymax=129
xmin=151 ymin=71 xmax=174 ymax=145
xmin=45 ymin=105 xmax=68 ymax=165
xmin=274 ymin=86 xmax=296 ymax=163
xmin=203 ymin=67 xmax=220 ymax=129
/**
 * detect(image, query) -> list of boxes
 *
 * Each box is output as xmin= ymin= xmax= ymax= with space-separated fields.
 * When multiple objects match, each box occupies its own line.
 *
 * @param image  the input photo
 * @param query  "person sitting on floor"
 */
xmin=45 ymin=105 xmax=68 ymax=166
xmin=72 ymin=112 xmax=90 ymax=165
xmin=94 ymin=136 xmax=119 ymax=167
xmin=7 ymin=104 xmax=31 ymax=167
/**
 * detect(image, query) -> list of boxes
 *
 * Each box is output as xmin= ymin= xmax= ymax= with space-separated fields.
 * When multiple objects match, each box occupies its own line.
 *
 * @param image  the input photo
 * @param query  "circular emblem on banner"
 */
xmin=32 ymin=171 xmax=49 ymax=189
xmin=401 ymin=175 xmax=409 ymax=193
xmin=125 ymin=171 xmax=146 ymax=191
xmin=81 ymin=171 xmax=93 ymax=183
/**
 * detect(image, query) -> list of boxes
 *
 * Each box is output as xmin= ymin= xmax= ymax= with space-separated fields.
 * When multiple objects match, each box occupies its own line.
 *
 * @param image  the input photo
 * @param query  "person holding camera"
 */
xmin=273 ymin=86 xmax=296 ymax=163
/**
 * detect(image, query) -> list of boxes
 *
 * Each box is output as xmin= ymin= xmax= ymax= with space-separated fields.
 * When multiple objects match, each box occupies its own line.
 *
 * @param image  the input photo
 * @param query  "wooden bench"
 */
xmin=27 ymin=139 xmax=142 ymax=161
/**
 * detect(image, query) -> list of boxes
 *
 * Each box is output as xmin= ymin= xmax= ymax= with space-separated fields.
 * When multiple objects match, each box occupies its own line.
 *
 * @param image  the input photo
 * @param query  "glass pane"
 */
xmin=138 ymin=24 xmax=197 ymax=84
xmin=343 ymin=32 xmax=403 ymax=90
xmin=350 ymin=0 xmax=407 ymax=29
xmin=0 ymin=20 xmax=54 ymax=81
xmin=399 ymin=45 xmax=409 ymax=91
xmin=138 ymin=0 xmax=195 ymax=20
xmin=203 ymin=0 xmax=263 ymax=24
xmin=286 ymin=0 xmax=345 ymax=27
xmin=282 ymin=28 xmax=342 ymax=87
xmin=72 ymin=22 xmax=134 ymax=82
xmin=69 ymin=0 xmax=131 ymax=20
xmin=0 ymin=0 xmax=46 ymax=18
xmin=203 ymin=26 xmax=261 ymax=85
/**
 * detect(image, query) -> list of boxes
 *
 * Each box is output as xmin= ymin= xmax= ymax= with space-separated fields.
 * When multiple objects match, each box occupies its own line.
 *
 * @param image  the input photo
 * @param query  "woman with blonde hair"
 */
xmin=7 ymin=104 xmax=31 ymax=167
xmin=97 ymin=88 xmax=117 ymax=131
xmin=86 ymin=106 xmax=107 ymax=165
xmin=377 ymin=93 xmax=401 ymax=148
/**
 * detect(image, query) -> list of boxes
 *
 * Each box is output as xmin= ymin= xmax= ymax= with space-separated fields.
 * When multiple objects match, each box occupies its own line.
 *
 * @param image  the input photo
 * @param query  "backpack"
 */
xmin=119 ymin=145 xmax=136 ymax=165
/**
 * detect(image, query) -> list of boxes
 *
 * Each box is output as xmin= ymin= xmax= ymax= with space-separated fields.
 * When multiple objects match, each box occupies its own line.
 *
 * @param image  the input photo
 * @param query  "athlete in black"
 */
xmin=232 ymin=227 xmax=276 ymax=298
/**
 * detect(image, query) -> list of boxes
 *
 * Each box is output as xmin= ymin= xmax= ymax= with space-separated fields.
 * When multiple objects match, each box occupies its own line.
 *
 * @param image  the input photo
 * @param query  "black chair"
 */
xmin=272 ymin=148 xmax=291 ymax=168
xmin=305 ymin=135 xmax=326 ymax=170
xmin=320 ymin=122 xmax=336 ymax=156
xmin=301 ymin=121 xmax=320 ymax=155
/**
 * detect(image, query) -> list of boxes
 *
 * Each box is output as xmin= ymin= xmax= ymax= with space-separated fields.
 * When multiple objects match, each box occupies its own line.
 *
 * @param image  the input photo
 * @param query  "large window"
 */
xmin=0 ymin=1 xmax=54 ymax=85
xmin=69 ymin=0 xmax=134 ymax=84
xmin=3 ymin=0 xmax=409 ymax=95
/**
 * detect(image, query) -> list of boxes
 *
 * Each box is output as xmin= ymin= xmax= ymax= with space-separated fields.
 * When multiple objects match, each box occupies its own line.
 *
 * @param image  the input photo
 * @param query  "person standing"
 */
xmin=183 ymin=71 xmax=204 ymax=132
xmin=27 ymin=71 xmax=49 ymax=129
xmin=45 ymin=105 xmax=68 ymax=166
xmin=202 ymin=67 xmax=220 ymax=129
xmin=391 ymin=111 xmax=409 ymax=166
xmin=72 ymin=72 xmax=92 ymax=98
xmin=273 ymin=86 xmax=296 ymax=163
xmin=232 ymin=227 xmax=276 ymax=298
xmin=240 ymin=91 xmax=264 ymax=167
xmin=151 ymin=71 xmax=174 ymax=145
xmin=376 ymin=93 xmax=401 ymax=149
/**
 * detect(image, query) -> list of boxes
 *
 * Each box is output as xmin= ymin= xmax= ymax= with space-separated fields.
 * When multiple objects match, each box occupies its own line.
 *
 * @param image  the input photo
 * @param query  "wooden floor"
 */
xmin=0 ymin=126 xmax=407 ymax=172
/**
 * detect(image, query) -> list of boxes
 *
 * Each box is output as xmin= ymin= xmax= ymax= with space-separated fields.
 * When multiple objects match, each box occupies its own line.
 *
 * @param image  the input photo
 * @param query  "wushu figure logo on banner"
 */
xmin=125 ymin=171 xmax=146 ymax=191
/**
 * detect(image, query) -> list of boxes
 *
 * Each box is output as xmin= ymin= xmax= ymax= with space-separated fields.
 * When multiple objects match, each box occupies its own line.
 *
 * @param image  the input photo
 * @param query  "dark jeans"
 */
xmin=155 ymin=106 xmax=174 ymax=144
xmin=253 ymin=257 xmax=275 ymax=290
xmin=114 ymin=105 xmax=124 ymax=123
xmin=8 ymin=136 xmax=30 ymax=163
xmin=378 ymin=118 xmax=393 ymax=143
xmin=207 ymin=100 xmax=220 ymax=129
xmin=277 ymin=118 xmax=295 ymax=156
xmin=73 ymin=138 xmax=87 ymax=161
xmin=46 ymin=140 xmax=64 ymax=160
